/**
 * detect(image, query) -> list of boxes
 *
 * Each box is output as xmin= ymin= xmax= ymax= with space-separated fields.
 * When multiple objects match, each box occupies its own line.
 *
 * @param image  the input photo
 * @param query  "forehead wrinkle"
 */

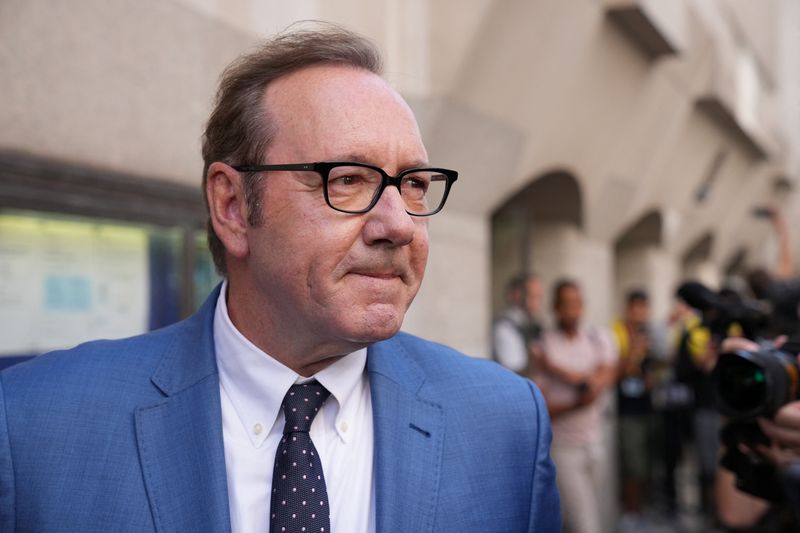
xmin=322 ymin=153 xmax=430 ymax=170
xmin=265 ymin=65 xmax=427 ymax=165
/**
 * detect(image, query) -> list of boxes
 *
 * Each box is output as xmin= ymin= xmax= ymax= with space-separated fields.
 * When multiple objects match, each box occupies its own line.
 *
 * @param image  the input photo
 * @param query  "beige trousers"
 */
xmin=551 ymin=439 xmax=606 ymax=533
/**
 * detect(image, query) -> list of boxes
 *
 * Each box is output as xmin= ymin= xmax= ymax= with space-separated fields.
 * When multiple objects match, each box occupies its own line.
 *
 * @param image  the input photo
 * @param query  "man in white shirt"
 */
xmin=0 ymin=24 xmax=561 ymax=532
xmin=492 ymin=273 xmax=544 ymax=375
xmin=533 ymin=279 xmax=617 ymax=533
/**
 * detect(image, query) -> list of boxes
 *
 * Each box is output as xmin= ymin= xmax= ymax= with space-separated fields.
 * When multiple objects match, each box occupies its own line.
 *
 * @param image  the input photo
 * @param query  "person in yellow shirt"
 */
xmin=670 ymin=292 xmax=743 ymax=520
xmin=655 ymin=297 xmax=711 ymax=517
xmin=613 ymin=290 xmax=667 ymax=529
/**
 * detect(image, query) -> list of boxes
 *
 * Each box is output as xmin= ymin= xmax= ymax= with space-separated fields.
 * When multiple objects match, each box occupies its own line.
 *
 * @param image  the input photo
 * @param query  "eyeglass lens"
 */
xmin=326 ymin=165 xmax=448 ymax=214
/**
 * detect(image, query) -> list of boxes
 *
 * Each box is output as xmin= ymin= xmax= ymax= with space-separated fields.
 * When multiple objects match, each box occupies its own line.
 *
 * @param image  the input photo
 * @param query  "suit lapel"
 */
xmin=135 ymin=286 xmax=231 ymax=533
xmin=368 ymin=336 xmax=444 ymax=533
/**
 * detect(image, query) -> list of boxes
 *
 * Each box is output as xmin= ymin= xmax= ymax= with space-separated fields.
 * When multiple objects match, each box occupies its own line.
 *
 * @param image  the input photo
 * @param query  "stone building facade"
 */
xmin=2 ymin=0 xmax=799 ymax=358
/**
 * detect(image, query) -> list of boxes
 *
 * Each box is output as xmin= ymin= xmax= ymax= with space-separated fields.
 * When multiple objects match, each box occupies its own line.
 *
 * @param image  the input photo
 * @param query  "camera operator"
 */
xmin=678 ymin=267 xmax=800 ymax=530
xmin=747 ymin=206 xmax=800 ymax=337
xmin=671 ymin=284 xmax=731 ymax=516
xmin=715 ymin=337 xmax=800 ymax=532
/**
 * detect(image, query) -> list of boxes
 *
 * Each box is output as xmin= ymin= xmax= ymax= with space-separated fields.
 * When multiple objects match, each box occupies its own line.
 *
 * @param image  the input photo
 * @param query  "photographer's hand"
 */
xmin=758 ymin=400 xmax=800 ymax=458
xmin=716 ymin=466 xmax=770 ymax=528
xmin=720 ymin=337 xmax=758 ymax=354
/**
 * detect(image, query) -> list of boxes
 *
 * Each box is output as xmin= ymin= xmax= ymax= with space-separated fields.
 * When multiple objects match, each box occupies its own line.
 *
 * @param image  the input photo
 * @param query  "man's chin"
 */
xmin=341 ymin=305 xmax=406 ymax=343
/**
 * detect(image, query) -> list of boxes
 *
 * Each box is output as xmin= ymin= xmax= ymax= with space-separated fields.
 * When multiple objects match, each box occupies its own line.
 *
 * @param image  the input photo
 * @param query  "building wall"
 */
xmin=2 ymin=0 xmax=799 ymax=358
xmin=0 ymin=0 xmax=257 ymax=185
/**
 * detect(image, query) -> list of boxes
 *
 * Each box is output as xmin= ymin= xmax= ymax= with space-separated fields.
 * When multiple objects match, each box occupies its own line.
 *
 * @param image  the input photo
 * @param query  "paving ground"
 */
xmin=616 ymin=448 xmax=719 ymax=533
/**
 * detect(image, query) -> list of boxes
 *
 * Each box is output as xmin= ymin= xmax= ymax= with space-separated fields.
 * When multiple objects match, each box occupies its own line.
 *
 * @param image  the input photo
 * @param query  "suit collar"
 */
xmin=153 ymin=287 xmax=419 ymax=394
xmin=367 ymin=332 xmax=432 ymax=394
xmin=149 ymin=284 xmax=222 ymax=396
xmin=136 ymin=284 xmax=231 ymax=533
xmin=368 ymin=335 xmax=445 ymax=533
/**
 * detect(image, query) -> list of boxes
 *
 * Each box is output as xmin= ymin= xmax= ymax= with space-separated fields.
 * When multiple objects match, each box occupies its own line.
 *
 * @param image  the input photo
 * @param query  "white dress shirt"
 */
xmin=535 ymin=327 xmax=617 ymax=446
xmin=214 ymin=282 xmax=376 ymax=533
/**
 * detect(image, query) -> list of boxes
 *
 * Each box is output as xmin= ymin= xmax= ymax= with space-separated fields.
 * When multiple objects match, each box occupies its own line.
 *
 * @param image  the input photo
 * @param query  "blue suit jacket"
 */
xmin=0 ymin=288 xmax=560 ymax=532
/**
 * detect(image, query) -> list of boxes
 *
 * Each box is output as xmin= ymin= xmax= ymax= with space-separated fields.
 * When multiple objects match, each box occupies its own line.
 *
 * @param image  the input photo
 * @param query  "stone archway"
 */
xmin=490 ymin=169 xmax=583 ymax=320
xmin=682 ymin=232 xmax=719 ymax=287
xmin=723 ymin=248 xmax=748 ymax=278
xmin=612 ymin=210 xmax=676 ymax=321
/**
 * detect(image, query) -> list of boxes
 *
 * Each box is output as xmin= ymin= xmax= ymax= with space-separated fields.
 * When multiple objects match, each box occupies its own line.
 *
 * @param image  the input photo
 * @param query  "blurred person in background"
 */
xmin=612 ymin=289 xmax=669 ymax=530
xmin=492 ymin=273 xmax=544 ymax=375
xmin=747 ymin=205 xmax=800 ymax=337
xmin=670 ymin=283 xmax=764 ymax=524
xmin=532 ymin=279 xmax=618 ymax=533
xmin=657 ymin=298 xmax=702 ymax=516
xmin=672 ymin=287 xmax=723 ymax=519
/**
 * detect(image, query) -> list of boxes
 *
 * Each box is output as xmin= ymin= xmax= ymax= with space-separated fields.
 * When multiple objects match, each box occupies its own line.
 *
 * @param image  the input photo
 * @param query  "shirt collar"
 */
xmin=213 ymin=280 xmax=366 ymax=447
xmin=313 ymin=343 xmax=368 ymax=443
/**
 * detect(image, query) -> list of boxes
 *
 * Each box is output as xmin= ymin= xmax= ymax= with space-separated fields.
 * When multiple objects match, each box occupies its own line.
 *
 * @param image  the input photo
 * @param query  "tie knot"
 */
xmin=281 ymin=381 xmax=331 ymax=434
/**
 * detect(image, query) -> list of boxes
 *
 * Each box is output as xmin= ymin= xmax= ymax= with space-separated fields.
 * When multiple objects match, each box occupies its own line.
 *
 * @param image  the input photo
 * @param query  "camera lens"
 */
xmin=716 ymin=354 xmax=767 ymax=416
xmin=714 ymin=349 xmax=799 ymax=418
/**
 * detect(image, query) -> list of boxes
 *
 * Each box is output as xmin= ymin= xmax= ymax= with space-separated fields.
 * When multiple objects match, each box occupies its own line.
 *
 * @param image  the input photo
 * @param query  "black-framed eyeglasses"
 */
xmin=232 ymin=162 xmax=458 ymax=216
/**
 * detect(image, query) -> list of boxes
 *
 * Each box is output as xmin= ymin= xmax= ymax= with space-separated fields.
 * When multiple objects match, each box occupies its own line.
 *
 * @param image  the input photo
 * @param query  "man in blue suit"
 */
xmin=0 ymin=24 xmax=560 ymax=532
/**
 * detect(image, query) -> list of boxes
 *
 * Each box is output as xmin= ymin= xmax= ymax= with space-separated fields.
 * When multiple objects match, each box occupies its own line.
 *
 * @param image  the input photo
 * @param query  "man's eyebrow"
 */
xmin=327 ymin=154 xmax=431 ymax=169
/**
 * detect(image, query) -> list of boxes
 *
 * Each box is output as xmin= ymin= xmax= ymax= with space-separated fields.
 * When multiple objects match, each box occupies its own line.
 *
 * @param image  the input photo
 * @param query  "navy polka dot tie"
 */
xmin=270 ymin=381 xmax=332 ymax=533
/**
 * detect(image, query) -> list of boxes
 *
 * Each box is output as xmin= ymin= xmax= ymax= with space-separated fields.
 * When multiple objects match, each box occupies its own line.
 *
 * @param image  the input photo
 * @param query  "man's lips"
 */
xmin=349 ymin=271 xmax=402 ymax=280
xmin=344 ymin=258 xmax=410 ymax=283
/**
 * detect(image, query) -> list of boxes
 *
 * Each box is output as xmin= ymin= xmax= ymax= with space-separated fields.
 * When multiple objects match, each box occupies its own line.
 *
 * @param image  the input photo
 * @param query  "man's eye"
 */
xmin=331 ymin=175 xmax=362 ymax=186
xmin=405 ymin=177 xmax=428 ymax=191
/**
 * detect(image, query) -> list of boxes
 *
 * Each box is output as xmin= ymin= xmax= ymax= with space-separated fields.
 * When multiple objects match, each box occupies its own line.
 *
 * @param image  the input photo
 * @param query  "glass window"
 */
xmin=0 ymin=210 xmax=220 ymax=366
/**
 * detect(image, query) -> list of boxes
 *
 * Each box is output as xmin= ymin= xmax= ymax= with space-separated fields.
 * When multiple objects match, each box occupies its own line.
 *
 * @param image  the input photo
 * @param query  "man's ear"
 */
xmin=206 ymin=162 xmax=250 ymax=261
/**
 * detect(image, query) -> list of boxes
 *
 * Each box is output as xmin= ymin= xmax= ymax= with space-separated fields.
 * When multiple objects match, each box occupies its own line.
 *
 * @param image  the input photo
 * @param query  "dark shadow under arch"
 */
xmin=682 ymin=232 xmax=714 ymax=266
xmin=492 ymin=169 xmax=583 ymax=228
xmin=723 ymin=248 xmax=748 ymax=277
xmin=490 ymin=169 xmax=584 ymax=312
xmin=614 ymin=210 xmax=663 ymax=250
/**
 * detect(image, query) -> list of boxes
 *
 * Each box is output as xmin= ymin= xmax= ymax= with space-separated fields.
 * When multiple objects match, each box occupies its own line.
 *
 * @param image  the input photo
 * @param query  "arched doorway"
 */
xmin=490 ymin=169 xmax=583 ymax=321
xmin=613 ymin=210 xmax=675 ymax=321
xmin=681 ymin=232 xmax=718 ymax=287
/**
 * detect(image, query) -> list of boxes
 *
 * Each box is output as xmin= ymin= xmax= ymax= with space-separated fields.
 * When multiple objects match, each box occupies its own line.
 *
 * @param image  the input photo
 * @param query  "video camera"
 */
xmin=676 ymin=281 xmax=770 ymax=339
xmin=676 ymin=281 xmax=800 ymax=502
xmin=712 ymin=339 xmax=800 ymax=502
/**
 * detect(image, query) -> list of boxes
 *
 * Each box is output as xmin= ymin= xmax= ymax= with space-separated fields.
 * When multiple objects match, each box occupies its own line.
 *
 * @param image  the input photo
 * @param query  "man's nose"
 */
xmin=362 ymin=185 xmax=416 ymax=247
